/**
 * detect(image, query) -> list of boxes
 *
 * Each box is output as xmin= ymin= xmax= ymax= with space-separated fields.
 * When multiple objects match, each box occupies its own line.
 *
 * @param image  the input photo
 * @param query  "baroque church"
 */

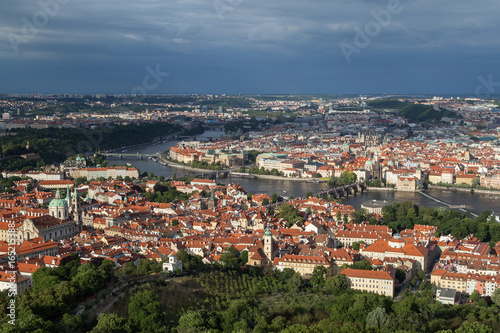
xmin=17 ymin=187 xmax=82 ymax=245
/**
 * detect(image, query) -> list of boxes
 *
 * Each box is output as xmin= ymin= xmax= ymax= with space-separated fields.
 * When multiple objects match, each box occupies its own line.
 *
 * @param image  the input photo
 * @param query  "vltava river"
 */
xmin=108 ymin=132 xmax=500 ymax=216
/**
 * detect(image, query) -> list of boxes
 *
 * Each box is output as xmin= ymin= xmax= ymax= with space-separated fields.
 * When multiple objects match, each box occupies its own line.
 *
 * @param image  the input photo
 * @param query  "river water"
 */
xmin=108 ymin=131 xmax=500 ymax=216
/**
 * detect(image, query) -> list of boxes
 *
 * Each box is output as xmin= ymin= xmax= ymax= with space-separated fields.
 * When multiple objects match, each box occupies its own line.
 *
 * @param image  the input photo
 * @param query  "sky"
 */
xmin=0 ymin=0 xmax=499 ymax=95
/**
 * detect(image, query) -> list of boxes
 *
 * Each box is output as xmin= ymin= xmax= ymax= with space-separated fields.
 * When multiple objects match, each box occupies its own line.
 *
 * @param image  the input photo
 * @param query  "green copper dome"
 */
xmin=264 ymin=222 xmax=272 ymax=236
xmin=49 ymin=189 xmax=69 ymax=207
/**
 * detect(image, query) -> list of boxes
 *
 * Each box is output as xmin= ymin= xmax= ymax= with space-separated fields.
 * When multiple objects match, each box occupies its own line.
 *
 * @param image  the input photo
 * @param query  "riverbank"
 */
xmin=162 ymin=159 xmax=226 ymax=174
xmin=428 ymin=185 xmax=500 ymax=195
xmin=366 ymin=186 xmax=395 ymax=191
xmin=244 ymin=174 xmax=325 ymax=182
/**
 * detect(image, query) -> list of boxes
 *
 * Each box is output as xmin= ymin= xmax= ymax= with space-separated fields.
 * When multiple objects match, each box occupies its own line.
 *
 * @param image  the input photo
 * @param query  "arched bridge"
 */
xmin=102 ymin=153 xmax=157 ymax=160
xmin=313 ymin=181 xmax=367 ymax=199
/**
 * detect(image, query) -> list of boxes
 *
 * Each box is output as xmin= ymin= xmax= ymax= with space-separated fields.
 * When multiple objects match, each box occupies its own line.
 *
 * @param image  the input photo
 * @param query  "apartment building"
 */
xmin=275 ymin=254 xmax=332 ymax=278
xmin=361 ymin=237 xmax=430 ymax=272
xmin=68 ymin=167 xmax=139 ymax=180
xmin=340 ymin=265 xmax=396 ymax=297
xmin=431 ymin=270 xmax=500 ymax=297
xmin=397 ymin=176 xmax=417 ymax=191
xmin=431 ymin=271 xmax=467 ymax=293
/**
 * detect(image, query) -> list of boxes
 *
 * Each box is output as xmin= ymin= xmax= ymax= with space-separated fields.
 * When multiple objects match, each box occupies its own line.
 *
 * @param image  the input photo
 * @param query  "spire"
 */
xmin=264 ymin=222 xmax=272 ymax=236
xmin=66 ymin=185 xmax=70 ymax=200
xmin=72 ymin=186 xmax=79 ymax=199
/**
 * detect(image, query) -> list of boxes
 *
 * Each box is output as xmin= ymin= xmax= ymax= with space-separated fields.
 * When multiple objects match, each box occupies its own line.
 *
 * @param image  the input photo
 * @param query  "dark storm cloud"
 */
xmin=0 ymin=0 xmax=499 ymax=94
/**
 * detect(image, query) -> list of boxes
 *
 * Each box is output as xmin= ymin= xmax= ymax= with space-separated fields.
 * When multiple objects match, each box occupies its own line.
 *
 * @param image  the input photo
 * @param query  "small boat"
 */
xmin=283 ymin=190 xmax=288 ymax=194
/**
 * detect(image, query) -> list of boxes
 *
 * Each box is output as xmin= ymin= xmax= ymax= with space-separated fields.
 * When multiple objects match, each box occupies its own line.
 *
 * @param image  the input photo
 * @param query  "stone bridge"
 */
xmin=313 ymin=181 xmax=366 ymax=199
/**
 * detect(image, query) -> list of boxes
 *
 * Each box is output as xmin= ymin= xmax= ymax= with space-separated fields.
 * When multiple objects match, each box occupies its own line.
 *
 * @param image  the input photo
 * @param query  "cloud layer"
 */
xmin=0 ymin=0 xmax=499 ymax=94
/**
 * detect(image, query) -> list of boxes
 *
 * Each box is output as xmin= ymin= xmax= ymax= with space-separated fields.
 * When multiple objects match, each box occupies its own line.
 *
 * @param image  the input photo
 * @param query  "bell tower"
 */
xmin=72 ymin=187 xmax=81 ymax=229
xmin=264 ymin=222 xmax=275 ymax=263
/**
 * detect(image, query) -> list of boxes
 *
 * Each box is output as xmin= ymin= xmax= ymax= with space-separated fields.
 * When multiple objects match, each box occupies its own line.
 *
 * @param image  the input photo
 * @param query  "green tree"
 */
xmin=72 ymin=263 xmax=106 ymax=296
xmin=336 ymin=211 xmax=342 ymax=222
xmin=220 ymin=245 xmax=240 ymax=269
xmin=278 ymin=203 xmax=304 ymax=227
xmin=32 ymin=267 xmax=61 ymax=292
xmin=239 ymin=250 xmax=248 ymax=266
xmin=128 ymin=289 xmax=165 ymax=332
xmin=177 ymin=310 xmax=220 ymax=333
xmin=13 ymin=308 xmax=53 ymax=333
xmin=325 ymin=273 xmax=349 ymax=295
xmin=351 ymin=241 xmax=365 ymax=251
xmin=395 ymin=269 xmax=406 ymax=284
xmin=491 ymin=288 xmax=500 ymax=304
xmin=280 ymin=323 xmax=318 ymax=333
xmin=340 ymin=171 xmax=357 ymax=185
xmin=385 ymin=294 xmax=434 ymax=332
xmin=365 ymin=306 xmax=389 ymax=330
xmin=310 ymin=265 xmax=328 ymax=287
xmin=471 ymin=290 xmax=480 ymax=303
xmin=341 ymin=259 xmax=372 ymax=271
xmin=455 ymin=321 xmax=493 ymax=333
xmin=351 ymin=208 xmax=368 ymax=224
xmin=91 ymin=313 xmax=127 ymax=333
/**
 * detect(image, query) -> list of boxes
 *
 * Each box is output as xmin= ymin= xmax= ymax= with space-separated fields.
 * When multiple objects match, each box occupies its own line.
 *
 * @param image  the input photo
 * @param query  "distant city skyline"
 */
xmin=1 ymin=0 xmax=499 ymax=95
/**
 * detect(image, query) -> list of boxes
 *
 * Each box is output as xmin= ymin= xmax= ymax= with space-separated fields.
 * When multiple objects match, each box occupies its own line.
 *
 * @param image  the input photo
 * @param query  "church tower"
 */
xmin=264 ymin=222 xmax=275 ymax=263
xmin=416 ymin=164 xmax=422 ymax=180
xmin=72 ymin=187 xmax=81 ymax=229
xmin=207 ymin=189 xmax=217 ymax=209
xmin=65 ymin=185 xmax=71 ymax=211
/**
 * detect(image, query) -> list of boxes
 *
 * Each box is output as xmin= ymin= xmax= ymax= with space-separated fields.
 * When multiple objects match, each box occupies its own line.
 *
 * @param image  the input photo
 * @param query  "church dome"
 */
xmin=365 ymin=159 xmax=374 ymax=166
xmin=49 ymin=189 xmax=68 ymax=208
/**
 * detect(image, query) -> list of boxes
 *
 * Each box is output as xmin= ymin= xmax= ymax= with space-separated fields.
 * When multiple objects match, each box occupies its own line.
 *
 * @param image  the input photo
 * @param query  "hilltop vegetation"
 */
xmin=366 ymin=99 xmax=460 ymax=122
xmin=0 ymin=122 xmax=184 ymax=170
xmin=399 ymin=104 xmax=460 ymax=122
xmin=366 ymin=99 xmax=408 ymax=109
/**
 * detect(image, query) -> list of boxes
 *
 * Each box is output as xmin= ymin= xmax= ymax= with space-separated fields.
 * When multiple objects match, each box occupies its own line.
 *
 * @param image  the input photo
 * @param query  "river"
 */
xmin=107 ymin=131 xmax=500 ymax=216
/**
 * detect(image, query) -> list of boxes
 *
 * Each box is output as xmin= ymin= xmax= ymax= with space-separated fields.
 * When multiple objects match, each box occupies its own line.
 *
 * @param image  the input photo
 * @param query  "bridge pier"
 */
xmin=119 ymin=154 xmax=122 ymax=160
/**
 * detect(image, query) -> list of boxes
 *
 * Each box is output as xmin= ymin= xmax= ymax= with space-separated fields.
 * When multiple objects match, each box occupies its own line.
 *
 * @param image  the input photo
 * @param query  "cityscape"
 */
xmin=0 ymin=94 xmax=499 ymax=332
xmin=2 ymin=0 xmax=500 ymax=332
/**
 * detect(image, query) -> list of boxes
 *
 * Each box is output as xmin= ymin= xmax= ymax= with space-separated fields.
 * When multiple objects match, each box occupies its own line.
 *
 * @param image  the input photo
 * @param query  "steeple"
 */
xmin=65 ymin=185 xmax=71 ymax=206
xmin=71 ymin=187 xmax=81 ymax=229
xmin=72 ymin=186 xmax=77 ymax=198
xmin=264 ymin=222 xmax=272 ymax=236
xmin=263 ymin=222 xmax=275 ymax=263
